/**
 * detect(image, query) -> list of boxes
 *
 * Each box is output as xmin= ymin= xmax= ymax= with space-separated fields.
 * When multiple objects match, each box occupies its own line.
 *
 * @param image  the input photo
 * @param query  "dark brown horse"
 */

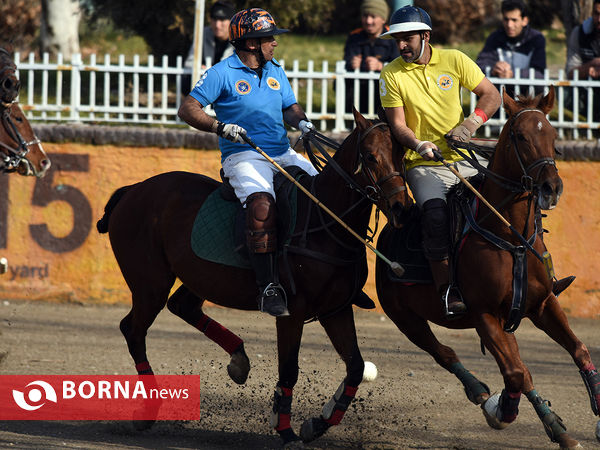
xmin=376 ymin=87 xmax=598 ymax=449
xmin=97 ymin=109 xmax=411 ymax=445
xmin=0 ymin=46 xmax=50 ymax=177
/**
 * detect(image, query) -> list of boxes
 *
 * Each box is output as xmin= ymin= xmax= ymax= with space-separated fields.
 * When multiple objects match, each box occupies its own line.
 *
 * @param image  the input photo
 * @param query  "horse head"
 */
xmin=350 ymin=107 xmax=413 ymax=227
xmin=497 ymin=86 xmax=562 ymax=210
xmin=0 ymin=103 xmax=51 ymax=177
xmin=0 ymin=46 xmax=21 ymax=107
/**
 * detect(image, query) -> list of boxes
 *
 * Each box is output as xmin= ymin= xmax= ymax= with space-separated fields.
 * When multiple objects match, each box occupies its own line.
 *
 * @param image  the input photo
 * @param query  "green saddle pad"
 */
xmin=191 ymin=184 xmax=298 ymax=269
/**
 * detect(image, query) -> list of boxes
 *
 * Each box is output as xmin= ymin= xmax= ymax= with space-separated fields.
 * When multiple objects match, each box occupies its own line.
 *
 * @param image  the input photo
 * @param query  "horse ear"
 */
xmin=502 ymin=87 xmax=519 ymax=117
xmin=537 ymin=85 xmax=555 ymax=114
xmin=352 ymin=106 xmax=369 ymax=130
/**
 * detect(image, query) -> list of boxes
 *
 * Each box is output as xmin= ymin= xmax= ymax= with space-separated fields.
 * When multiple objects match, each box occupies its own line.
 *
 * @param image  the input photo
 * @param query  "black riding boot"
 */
xmin=422 ymin=198 xmax=466 ymax=318
xmin=248 ymin=252 xmax=289 ymax=317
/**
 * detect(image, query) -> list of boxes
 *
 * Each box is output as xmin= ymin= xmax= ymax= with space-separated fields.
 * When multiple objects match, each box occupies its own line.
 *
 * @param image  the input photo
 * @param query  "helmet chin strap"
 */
xmin=416 ymin=38 xmax=426 ymax=62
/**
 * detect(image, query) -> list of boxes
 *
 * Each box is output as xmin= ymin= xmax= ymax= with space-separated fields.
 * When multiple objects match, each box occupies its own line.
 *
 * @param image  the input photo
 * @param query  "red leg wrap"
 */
xmin=581 ymin=363 xmax=600 ymax=414
xmin=196 ymin=314 xmax=243 ymax=355
xmin=273 ymin=386 xmax=293 ymax=431
xmin=499 ymin=390 xmax=521 ymax=423
xmin=324 ymin=385 xmax=358 ymax=426
xmin=135 ymin=361 xmax=154 ymax=375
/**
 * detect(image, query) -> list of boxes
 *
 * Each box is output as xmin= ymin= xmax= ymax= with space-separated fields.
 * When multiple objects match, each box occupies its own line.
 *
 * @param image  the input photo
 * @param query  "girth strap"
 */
xmin=460 ymin=199 xmax=539 ymax=333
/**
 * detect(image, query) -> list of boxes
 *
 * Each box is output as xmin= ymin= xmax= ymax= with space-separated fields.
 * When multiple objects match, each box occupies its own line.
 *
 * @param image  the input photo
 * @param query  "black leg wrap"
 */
xmin=498 ymin=389 xmax=521 ymax=423
xmin=526 ymin=390 xmax=567 ymax=443
xmin=580 ymin=365 xmax=600 ymax=415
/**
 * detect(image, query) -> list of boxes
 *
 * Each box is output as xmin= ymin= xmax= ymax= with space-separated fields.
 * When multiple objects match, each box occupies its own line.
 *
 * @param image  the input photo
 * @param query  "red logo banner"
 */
xmin=0 ymin=375 xmax=200 ymax=420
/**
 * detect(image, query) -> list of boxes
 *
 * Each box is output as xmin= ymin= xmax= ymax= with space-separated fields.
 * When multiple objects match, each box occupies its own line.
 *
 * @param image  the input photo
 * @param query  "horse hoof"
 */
xmin=300 ymin=417 xmax=329 ymax=443
xmin=481 ymin=394 xmax=510 ymax=430
xmin=227 ymin=348 xmax=250 ymax=385
xmin=558 ymin=434 xmax=582 ymax=450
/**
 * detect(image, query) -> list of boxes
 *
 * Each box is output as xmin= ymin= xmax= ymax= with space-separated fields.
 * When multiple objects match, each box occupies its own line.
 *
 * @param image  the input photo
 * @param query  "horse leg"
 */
xmin=476 ymin=313 xmax=580 ymax=448
xmin=300 ymin=306 xmax=363 ymax=443
xmin=119 ymin=280 xmax=172 ymax=430
xmin=166 ymin=285 xmax=250 ymax=384
xmin=270 ymin=315 xmax=305 ymax=445
xmin=384 ymin=305 xmax=490 ymax=404
xmin=529 ymin=293 xmax=600 ymax=416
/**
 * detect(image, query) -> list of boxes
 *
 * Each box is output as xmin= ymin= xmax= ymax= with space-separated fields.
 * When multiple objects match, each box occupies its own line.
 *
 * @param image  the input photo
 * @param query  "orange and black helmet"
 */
xmin=229 ymin=8 xmax=289 ymax=42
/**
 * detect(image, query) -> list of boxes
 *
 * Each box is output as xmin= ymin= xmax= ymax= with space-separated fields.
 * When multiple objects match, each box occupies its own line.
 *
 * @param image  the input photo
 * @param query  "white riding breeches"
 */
xmin=222 ymin=148 xmax=319 ymax=204
xmin=407 ymin=157 xmax=488 ymax=208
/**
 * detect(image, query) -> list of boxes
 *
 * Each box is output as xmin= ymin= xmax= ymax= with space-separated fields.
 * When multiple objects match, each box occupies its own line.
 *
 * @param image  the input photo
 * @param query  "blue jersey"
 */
xmin=190 ymin=52 xmax=296 ymax=161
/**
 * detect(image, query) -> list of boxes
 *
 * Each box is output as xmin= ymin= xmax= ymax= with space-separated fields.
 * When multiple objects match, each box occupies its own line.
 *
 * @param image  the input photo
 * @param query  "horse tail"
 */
xmin=96 ymin=185 xmax=133 ymax=234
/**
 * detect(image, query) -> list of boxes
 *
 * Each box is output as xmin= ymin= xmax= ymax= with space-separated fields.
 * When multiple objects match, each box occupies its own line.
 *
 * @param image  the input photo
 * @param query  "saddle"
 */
xmin=190 ymin=166 xmax=308 ymax=269
xmin=384 ymin=173 xmax=486 ymax=285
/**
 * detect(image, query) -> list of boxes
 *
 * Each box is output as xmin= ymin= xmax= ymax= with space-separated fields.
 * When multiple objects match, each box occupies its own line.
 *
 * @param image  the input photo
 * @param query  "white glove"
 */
xmin=216 ymin=122 xmax=246 ymax=144
xmin=298 ymin=119 xmax=314 ymax=134
xmin=415 ymin=140 xmax=437 ymax=161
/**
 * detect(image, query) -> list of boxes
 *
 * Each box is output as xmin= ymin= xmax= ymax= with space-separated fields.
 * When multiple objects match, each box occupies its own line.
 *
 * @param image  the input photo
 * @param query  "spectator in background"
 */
xmin=565 ymin=0 xmax=600 ymax=122
xmin=476 ymin=0 xmax=546 ymax=96
xmin=344 ymin=0 xmax=399 ymax=115
xmin=182 ymin=1 xmax=235 ymax=94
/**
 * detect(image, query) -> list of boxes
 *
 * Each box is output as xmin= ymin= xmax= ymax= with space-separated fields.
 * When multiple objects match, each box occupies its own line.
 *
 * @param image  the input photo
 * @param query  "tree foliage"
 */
xmin=0 ymin=0 xmax=41 ymax=51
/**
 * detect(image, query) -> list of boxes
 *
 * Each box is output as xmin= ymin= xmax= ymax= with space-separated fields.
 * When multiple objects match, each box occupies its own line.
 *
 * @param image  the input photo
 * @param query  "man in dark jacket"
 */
xmin=566 ymin=0 xmax=600 ymax=122
xmin=476 ymin=0 xmax=546 ymax=96
xmin=344 ymin=0 xmax=399 ymax=115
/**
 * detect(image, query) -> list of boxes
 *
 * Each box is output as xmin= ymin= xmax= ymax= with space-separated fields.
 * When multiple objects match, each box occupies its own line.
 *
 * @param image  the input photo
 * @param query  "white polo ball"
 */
xmin=362 ymin=361 xmax=378 ymax=382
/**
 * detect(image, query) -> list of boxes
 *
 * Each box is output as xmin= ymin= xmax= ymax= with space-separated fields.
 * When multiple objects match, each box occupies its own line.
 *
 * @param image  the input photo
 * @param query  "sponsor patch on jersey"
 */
xmin=437 ymin=74 xmax=453 ymax=91
xmin=235 ymin=80 xmax=251 ymax=95
xmin=194 ymin=72 xmax=209 ymax=89
xmin=267 ymin=77 xmax=280 ymax=90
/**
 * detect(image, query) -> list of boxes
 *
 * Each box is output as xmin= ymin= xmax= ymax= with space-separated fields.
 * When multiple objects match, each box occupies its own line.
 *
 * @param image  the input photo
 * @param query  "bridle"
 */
xmin=355 ymin=121 xmax=407 ymax=207
xmin=507 ymin=108 xmax=557 ymax=193
xmin=449 ymin=108 xmax=557 ymax=196
xmin=303 ymin=121 xmax=407 ymax=208
xmin=0 ymin=103 xmax=41 ymax=174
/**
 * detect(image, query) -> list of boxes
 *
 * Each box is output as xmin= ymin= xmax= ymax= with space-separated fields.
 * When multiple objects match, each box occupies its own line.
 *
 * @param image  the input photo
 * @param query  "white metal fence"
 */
xmin=13 ymin=52 xmax=600 ymax=139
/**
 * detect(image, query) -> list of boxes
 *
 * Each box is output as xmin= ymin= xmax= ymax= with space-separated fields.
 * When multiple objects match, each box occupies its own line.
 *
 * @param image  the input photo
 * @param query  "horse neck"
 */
xmin=480 ymin=129 xmax=537 ymax=238
xmin=312 ymin=132 xmax=373 ymax=243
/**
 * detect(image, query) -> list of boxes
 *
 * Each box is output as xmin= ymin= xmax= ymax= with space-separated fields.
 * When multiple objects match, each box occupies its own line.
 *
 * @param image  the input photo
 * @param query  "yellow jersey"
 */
xmin=379 ymin=45 xmax=485 ymax=170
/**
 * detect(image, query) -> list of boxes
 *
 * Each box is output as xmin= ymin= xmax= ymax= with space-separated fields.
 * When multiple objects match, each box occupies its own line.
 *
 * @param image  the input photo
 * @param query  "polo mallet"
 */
xmin=240 ymin=133 xmax=405 ymax=277
xmin=432 ymin=149 xmax=555 ymax=279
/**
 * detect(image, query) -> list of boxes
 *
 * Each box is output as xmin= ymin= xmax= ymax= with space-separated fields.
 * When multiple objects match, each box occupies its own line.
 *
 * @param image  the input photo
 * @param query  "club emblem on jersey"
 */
xmin=437 ymin=74 xmax=453 ymax=91
xmin=267 ymin=77 xmax=280 ymax=90
xmin=235 ymin=80 xmax=251 ymax=95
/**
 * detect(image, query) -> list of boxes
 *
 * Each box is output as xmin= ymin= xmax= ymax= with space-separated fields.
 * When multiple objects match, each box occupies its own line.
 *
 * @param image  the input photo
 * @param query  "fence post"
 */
xmin=70 ymin=53 xmax=81 ymax=122
xmin=334 ymin=60 xmax=347 ymax=132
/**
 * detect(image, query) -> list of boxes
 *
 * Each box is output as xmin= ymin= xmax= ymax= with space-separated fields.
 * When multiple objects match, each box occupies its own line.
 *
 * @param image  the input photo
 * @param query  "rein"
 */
xmin=0 ymin=104 xmax=39 ymax=173
xmin=288 ymin=125 xmax=404 ymax=323
xmin=451 ymin=108 xmax=558 ymax=333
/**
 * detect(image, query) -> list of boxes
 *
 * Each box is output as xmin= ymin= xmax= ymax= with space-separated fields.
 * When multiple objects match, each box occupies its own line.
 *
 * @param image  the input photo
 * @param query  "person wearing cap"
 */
xmin=183 ymin=1 xmax=235 ymax=94
xmin=379 ymin=6 xmax=501 ymax=318
xmin=178 ymin=8 xmax=319 ymax=318
xmin=343 ymin=0 xmax=399 ymax=115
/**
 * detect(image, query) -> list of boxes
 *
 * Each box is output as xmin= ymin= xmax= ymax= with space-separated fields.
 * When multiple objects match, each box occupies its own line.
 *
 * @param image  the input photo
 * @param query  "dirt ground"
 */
xmin=0 ymin=300 xmax=599 ymax=449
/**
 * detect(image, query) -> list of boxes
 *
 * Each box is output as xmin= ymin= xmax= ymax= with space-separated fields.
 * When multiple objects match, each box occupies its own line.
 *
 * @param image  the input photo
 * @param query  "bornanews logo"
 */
xmin=0 ymin=375 xmax=200 ymax=420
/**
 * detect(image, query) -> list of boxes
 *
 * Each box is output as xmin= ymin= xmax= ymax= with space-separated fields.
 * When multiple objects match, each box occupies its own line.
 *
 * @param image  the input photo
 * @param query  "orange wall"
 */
xmin=1 ymin=145 xmax=597 ymax=318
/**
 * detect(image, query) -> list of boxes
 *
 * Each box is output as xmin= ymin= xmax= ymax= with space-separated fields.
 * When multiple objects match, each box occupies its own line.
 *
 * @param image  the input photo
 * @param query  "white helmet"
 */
xmin=379 ymin=6 xmax=432 ymax=39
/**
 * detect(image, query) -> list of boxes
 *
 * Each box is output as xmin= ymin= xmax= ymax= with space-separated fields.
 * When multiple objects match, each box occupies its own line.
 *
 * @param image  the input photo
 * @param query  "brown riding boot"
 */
xmin=429 ymin=259 xmax=467 ymax=318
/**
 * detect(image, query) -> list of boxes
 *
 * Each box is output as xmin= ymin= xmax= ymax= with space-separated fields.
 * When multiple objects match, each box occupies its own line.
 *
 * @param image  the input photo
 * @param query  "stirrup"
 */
xmin=258 ymin=283 xmax=290 ymax=317
xmin=442 ymin=284 xmax=467 ymax=319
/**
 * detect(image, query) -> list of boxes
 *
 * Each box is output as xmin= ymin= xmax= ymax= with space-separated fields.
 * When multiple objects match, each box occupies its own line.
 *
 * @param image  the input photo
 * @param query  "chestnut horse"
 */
xmin=97 ymin=110 xmax=411 ymax=445
xmin=376 ymin=87 xmax=599 ymax=449
xmin=0 ymin=46 xmax=50 ymax=177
